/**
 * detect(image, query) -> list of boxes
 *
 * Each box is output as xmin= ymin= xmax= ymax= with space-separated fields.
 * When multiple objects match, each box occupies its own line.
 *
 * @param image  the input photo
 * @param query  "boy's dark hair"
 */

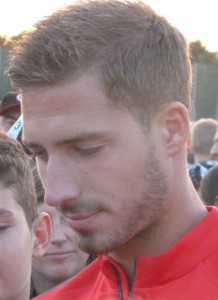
xmin=0 ymin=132 xmax=37 ymax=227
xmin=200 ymin=165 xmax=218 ymax=206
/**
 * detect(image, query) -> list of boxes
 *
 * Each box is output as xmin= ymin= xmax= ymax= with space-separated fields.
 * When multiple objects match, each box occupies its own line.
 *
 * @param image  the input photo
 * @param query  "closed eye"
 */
xmin=76 ymin=145 xmax=104 ymax=155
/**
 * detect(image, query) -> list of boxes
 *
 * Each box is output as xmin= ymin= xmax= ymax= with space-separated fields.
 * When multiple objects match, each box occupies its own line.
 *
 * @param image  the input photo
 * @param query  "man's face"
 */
xmin=210 ymin=127 xmax=218 ymax=161
xmin=0 ymin=184 xmax=33 ymax=299
xmin=32 ymin=202 xmax=89 ymax=281
xmin=22 ymin=73 xmax=169 ymax=255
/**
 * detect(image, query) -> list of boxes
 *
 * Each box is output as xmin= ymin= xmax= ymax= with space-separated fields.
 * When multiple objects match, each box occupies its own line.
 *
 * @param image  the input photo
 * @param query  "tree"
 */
xmin=190 ymin=40 xmax=218 ymax=65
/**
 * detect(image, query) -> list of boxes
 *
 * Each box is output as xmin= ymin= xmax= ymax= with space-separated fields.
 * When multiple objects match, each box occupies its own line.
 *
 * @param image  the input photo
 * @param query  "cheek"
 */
xmin=76 ymin=251 xmax=89 ymax=262
xmin=0 ymin=235 xmax=33 ymax=293
xmin=32 ymin=256 xmax=48 ymax=272
xmin=91 ymin=152 xmax=147 ymax=196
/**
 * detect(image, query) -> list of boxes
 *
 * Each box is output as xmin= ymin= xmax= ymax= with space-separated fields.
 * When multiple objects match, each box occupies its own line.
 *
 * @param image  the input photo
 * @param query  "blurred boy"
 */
xmin=199 ymin=165 xmax=218 ymax=207
xmin=210 ymin=126 xmax=218 ymax=161
xmin=0 ymin=132 xmax=51 ymax=300
xmin=188 ymin=118 xmax=218 ymax=190
xmin=31 ymin=167 xmax=92 ymax=297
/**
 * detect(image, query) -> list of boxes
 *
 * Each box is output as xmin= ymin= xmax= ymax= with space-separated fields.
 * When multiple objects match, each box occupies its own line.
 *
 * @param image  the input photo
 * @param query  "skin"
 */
xmin=32 ymin=202 xmax=89 ymax=294
xmin=0 ymin=184 xmax=50 ymax=300
xmin=22 ymin=72 xmax=207 ymax=282
xmin=210 ymin=127 xmax=218 ymax=161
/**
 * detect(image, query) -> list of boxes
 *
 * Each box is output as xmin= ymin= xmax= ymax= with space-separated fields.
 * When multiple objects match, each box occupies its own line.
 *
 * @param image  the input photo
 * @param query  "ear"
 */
xmin=157 ymin=102 xmax=190 ymax=157
xmin=32 ymin=212 xmax=52 ymax=258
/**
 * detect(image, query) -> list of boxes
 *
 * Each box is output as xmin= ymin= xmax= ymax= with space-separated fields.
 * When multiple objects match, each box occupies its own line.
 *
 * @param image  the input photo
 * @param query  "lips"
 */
xmin=45 ymin=250 xmax=75 ymax=260
xmin=66 ymin=210 xmax=100 ymax=231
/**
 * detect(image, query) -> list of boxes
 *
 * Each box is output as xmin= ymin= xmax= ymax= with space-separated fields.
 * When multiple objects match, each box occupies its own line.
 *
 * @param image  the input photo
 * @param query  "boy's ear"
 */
xmin=157 ymin=101 xmax=190 ymax=157
xmin=32 ymin=212 xmax=52 ymax=258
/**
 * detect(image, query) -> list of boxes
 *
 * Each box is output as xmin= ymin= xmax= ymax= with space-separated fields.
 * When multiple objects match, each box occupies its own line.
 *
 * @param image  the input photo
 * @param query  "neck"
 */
xmin=108 ymin=183 xmax=207 ymax=285
xmin=14 ymin=279 xmax=31 ymax=300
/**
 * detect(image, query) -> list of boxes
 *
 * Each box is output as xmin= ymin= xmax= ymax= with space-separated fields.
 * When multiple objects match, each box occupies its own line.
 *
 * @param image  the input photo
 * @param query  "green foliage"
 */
xmin=190 ymin=40 xmax=218 ymax=65
xmin=0 ymin=40 xmax=12 ymax=98
xmin=0 ymin=32 xmax=28 ymax=99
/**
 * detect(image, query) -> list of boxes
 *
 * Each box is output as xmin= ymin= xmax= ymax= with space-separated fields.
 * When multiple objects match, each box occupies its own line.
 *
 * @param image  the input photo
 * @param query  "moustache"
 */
xmin=58 ymin=200 xmax=107 ymax=216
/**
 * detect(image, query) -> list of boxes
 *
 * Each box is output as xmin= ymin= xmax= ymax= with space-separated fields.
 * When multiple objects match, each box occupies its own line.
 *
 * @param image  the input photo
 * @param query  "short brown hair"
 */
xmin=0 ymin=132 xmax=37 ymax=227
xmin=8 ymin=0 xmax=192 ymax=122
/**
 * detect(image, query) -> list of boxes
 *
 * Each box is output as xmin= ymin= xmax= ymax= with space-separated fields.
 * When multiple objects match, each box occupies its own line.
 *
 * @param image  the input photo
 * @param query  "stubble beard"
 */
xmin=73 ymin=147 xmax=169 ymax=255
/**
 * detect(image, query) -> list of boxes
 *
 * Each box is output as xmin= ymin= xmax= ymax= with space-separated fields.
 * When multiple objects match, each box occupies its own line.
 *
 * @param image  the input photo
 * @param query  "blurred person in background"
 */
xmin=0 ymin=91 xmax=21 ymax=132
xmin=199 ymin=165 xmax=218 ymax=207
xmin=30 ymin=166 xmax=95 ymax=297
xmin=210 ymin=126 xmax=218 ymax=161
xmin=188 ymin=118 xmax=218 ymax=190
xmin=0 ymin=132 xmax=51 ymax=300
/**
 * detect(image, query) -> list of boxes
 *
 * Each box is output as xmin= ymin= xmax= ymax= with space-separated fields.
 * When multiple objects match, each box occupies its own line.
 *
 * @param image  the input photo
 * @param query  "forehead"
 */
xmin=21 ymin=73 xmax=108 ymax=118
xmin=21 ymin=73 xmax=134 ymax=145
xmin=0 ymin=183 xmax=22 ymax=212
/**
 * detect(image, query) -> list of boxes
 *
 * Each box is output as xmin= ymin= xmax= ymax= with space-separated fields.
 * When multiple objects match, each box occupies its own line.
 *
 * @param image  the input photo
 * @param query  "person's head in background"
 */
xmin=31 ymin=166 xmax=92 ymax=297
xmin=0 ymin=91 xmax=21 ymax=132
xmin=199 ymin=165 xmax=218 ymax=207
xmin=188 ymin=118 xmax=218 ymax=190
xmin=189 ymin=118 xmax=218 ymax=163
xmin=0 ymin=132 xmax=51 ymax=300
xmin=210 ymin=126 xmax=218 ymax=161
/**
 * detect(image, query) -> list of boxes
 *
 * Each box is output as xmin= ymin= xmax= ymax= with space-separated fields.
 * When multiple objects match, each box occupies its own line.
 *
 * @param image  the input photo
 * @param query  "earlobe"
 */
xmin=32 ymin=212 xmax=52 ymax=258
xmin=158 ymin=102 xmax=190 ymax=156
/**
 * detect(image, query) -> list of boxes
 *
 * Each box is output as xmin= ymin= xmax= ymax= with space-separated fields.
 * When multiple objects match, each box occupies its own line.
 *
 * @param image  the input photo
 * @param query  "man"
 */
xmin=210 ymin=126 xmax=218 ymax=161
xmin=31 ymin=166 xmax=93 ymax=297
xmin=8 ymin=1 xmax=218 ymax=299
xmin=188 ymin=118 xmax=218 ymax=190
xmin=0 ymin=91 xmax=21 ymax=132
xmin=199 ymin=165 xmax=218 ymax=206
xmin=0 ymin=132 xmax=51 ymax=300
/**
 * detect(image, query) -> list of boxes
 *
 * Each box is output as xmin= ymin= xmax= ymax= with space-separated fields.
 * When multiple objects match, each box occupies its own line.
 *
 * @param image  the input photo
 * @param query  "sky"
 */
xmin=0 ymin=0 xmax=217 ymax=52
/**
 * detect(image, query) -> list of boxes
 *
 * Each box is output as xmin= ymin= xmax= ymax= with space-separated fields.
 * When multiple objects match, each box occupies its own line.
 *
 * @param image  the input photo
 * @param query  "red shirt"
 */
xmin=33 ymin=207 xmax=218 ymax=300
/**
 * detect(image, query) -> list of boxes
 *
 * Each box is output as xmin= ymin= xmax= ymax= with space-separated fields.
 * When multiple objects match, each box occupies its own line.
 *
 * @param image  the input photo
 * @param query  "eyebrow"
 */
xmin=0 ymin=208 xmax=13 ymax=217
xmin=23 ymin=130 xmax=111 ymax=149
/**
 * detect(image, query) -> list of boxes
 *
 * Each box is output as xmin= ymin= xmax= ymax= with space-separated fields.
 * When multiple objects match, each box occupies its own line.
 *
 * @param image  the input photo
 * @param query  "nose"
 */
xmin=40 ymin=156 xmax=81 ymax=208
xmin=50 ymin=217 xmax=68 ymax=244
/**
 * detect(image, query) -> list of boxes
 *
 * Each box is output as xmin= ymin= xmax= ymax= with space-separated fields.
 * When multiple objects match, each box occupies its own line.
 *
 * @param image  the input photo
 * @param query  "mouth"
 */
xmin=66 ymin=211 xmax=100 ymax=231
xmin=45 ymin=250 xmax=75 ymax=260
